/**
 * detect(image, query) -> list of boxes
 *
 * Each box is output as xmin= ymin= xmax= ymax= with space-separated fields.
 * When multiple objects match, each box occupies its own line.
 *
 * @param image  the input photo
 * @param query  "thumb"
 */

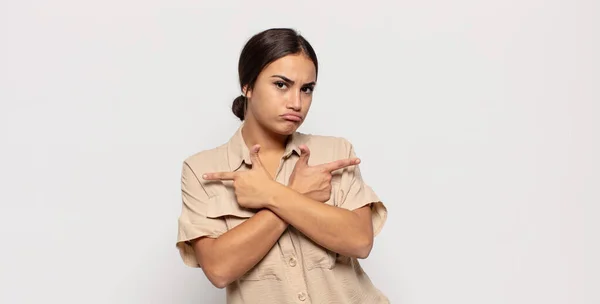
xmin=298 ymin=145 xmax=311 ymax=166
xmin=249 ymin=144 xmax=263 ymax=169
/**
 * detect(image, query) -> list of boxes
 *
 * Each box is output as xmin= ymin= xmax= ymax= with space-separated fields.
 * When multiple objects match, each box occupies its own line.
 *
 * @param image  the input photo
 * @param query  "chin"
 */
xmin=273 ymin=120 xmax=302 ymax=135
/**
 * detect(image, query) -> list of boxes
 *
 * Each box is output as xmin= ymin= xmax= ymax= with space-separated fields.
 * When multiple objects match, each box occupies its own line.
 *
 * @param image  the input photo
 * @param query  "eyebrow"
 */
xmin=271 ymin=75 xmax=316 ymax=86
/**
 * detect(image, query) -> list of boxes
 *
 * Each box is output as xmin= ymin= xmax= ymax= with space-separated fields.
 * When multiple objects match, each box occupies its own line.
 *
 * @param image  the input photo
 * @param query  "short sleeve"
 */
xmin=337 ymin=142 xmax=388 ymax=236
xmin=176 ymin=161 xmax=228 ymax=268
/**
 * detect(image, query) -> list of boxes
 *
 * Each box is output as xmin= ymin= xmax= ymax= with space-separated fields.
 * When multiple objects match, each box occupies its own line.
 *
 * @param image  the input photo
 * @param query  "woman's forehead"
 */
xmin=261 ymin=54 xmax=317 ymax=82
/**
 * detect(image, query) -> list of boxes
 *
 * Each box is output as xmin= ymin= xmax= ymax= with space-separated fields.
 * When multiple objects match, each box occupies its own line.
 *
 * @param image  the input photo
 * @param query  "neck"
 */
xmin=241 ymin=119 xmax=288 ymax=155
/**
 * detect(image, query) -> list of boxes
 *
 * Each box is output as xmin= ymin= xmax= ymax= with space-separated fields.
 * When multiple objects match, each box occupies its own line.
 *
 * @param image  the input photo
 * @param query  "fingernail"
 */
xmin=202 ymin=174 xmax=208 ymax=179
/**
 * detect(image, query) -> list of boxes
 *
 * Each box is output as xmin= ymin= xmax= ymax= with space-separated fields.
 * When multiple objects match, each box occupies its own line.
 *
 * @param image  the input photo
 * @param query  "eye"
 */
xmin=274 ymin=81 xmax=288 ymax=89
xmin=301 ymin=86 xmax=314 ymax=94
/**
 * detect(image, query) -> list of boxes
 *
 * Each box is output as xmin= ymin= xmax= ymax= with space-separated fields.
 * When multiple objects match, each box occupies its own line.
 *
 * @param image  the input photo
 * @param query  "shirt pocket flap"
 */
xmin=205 ymin=193 xmax=256 ymax=219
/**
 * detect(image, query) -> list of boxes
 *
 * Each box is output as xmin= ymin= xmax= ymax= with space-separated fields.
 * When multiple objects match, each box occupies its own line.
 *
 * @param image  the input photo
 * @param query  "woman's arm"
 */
xmin=197 ymin=144 xmax=374 ymax=288
xmin=266 ymin=184 xmax=374 ymax=259
xmin=191 ymin=209 xmax=287 ymax=288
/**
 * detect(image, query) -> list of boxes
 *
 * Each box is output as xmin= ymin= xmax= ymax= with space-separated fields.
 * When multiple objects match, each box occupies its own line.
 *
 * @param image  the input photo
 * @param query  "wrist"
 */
xmin=288 ymin=183 xmax=305 ymax=196
xmin=257 ymin=208 xmax=288 ymax=228
xmin=265 ymin=182 xmax=289 ymax=211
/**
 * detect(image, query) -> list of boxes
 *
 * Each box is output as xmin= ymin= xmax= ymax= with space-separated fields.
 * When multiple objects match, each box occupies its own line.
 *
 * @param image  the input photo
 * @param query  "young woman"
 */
xmin=176 ymin=28 xmax=389 ymax=304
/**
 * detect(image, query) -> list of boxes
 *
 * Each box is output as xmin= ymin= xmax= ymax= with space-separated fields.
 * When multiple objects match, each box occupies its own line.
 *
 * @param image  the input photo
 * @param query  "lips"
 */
xmin=281 ymin=113 xmax=303 ymax=122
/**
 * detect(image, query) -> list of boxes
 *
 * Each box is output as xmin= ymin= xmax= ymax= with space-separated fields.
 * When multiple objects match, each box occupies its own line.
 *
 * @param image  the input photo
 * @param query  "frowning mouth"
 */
xmin=280 ymin=113 xmax=303 ymax=122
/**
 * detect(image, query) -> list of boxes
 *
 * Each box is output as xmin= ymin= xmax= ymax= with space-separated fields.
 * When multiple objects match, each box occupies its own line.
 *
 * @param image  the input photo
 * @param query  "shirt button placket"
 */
xmin=279 ymin=161 xmax=310 ymax=303
xmin=288 ymin=251 xmax=310 ymax=303
xmin=297 ymin=292 xmax=307 ymax=302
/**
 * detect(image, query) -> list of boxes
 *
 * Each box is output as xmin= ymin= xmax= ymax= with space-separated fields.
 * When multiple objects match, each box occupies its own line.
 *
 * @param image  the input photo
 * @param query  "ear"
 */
xmin=242 ymin=85 xmax=252 ymax=99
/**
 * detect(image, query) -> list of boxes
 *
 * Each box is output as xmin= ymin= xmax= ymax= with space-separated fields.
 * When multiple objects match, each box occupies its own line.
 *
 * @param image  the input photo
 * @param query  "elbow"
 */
xmin=355 ymin=245 xmax=373 ymax=259
xmin=203 ymin=263 xmax=234 ymax=289
xmin=212 ymin=280 xmax=229 ymax=289
xmin=192 ymin=238 xmax=234 ymax=288
xmin=354 ymin=235 xmax=374 ymax=259
xmin=209 ymin=275 xmax=229 ymax=289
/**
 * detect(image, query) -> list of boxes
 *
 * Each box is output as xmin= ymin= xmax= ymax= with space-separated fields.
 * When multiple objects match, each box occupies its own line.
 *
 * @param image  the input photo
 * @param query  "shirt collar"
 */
xmin=226 ymin=122 xmax=305 ymax=171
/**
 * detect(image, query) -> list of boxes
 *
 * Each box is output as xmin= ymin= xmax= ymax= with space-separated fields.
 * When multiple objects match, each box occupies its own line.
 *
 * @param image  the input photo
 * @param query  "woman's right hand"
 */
xmin=288 ymin=145 xmax=360 ymax=202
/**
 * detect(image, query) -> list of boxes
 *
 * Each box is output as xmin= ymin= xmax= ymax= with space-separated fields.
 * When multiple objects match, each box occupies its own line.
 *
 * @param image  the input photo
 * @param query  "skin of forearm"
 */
xmin=192 ymin=209 xmax=287 ymax=288
xmin=266 ymin=183 xmax=373 ymax=259
xmin=195 ymin=183 xmax=371 ymax=288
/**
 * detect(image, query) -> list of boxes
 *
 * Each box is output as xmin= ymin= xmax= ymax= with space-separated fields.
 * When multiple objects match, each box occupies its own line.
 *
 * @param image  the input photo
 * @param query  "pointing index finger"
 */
xmin=322 ymin=158 xmax=361 ymax=172
xmin=202 ymin=171 xmax=237 ymax=181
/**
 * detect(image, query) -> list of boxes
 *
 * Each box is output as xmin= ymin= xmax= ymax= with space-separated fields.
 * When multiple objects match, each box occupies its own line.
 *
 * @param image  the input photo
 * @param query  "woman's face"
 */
xmin=244 ymin=53 xmax=317 ymax=136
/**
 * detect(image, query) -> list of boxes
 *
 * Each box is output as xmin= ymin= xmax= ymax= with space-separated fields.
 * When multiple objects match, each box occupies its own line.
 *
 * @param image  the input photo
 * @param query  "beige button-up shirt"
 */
xmin=176 ymin=124 xmax=388 ymax=304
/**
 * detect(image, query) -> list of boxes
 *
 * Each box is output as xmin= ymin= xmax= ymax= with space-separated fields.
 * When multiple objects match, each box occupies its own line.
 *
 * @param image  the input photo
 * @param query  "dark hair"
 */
xmin=232 ymin=28 xmax=319 ymax=121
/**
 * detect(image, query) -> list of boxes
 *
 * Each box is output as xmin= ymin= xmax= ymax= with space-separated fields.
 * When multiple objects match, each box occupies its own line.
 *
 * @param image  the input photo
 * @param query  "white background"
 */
xmin=1 ymin=0 xmax=598 ymax=303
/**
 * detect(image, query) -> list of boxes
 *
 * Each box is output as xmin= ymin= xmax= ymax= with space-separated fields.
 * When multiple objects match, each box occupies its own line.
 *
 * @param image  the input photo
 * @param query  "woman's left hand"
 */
xmin=202 ymin=145 xmax=278 ymax=209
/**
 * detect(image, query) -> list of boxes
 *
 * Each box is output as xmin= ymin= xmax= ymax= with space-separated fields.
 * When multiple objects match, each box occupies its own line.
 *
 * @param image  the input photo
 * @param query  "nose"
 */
xmin=286 ymin=92 xmax=302 ymax=111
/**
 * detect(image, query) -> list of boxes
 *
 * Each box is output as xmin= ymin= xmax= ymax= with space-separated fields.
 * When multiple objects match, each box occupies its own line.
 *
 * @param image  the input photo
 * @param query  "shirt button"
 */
xmin=297 ymin=292 xmax=307 ymax=301
xmin=289 ymin=257 xmax=297 ymax=267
